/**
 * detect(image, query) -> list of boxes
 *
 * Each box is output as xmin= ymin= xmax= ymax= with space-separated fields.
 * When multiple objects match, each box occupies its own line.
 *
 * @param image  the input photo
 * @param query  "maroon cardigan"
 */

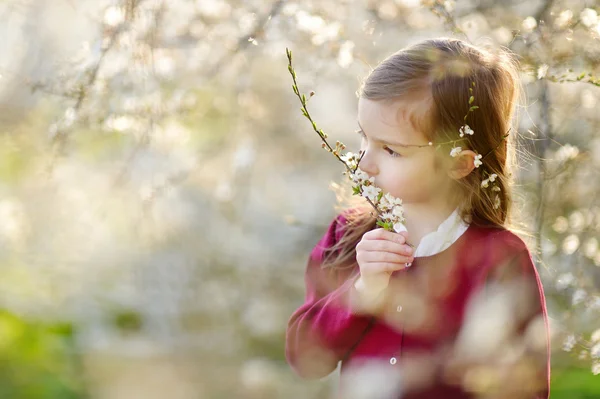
xmin=286 ymin=213 xmax=550 ymax=399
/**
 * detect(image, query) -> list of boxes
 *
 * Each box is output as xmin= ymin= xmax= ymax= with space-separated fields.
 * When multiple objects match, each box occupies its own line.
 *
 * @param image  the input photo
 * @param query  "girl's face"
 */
xmin=357 ymin=97 xmax=453 ymax=206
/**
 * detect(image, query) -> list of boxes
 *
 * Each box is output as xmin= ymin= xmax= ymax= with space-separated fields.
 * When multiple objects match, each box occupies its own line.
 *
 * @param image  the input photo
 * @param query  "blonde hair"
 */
xmin=323 ymin=37 xmax=526 ymax=270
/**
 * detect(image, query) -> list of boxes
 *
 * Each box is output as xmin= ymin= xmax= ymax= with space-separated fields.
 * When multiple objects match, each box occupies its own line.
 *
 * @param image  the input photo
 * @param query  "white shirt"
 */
xmin=412 ymin=208 xmax=470 ymax=257
xmin=353 ymin=208 xmax=470 ymax=306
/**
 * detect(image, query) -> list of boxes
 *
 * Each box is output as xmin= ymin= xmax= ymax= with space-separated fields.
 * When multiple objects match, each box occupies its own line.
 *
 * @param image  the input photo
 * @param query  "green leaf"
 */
xmin=469 ymin=105 xmax=479 ymax=111
xmin=301 ymin=94 xmax=307 ymax=104
xmin=352 ymin=186 xmax=361 ymax=195
xmin=377 ymin=191 xmax=383 ymax=202
xmin=469 ymin=96 xmax=474 ymax=104
xmin=312 ymin=121 xmax=317 ymax=131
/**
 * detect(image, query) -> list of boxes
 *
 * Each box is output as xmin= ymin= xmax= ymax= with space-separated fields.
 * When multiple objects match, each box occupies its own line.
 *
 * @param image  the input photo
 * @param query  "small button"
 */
xmin=390 ymin=357 xmax=397 ymax=365
xmin=396 ymin=305 xmax=403 ymax=312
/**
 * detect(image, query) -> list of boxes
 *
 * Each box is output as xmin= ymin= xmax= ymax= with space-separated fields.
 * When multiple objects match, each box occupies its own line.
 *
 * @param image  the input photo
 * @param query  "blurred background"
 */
xmin=0 ymin=0 xmax=598 ymax=398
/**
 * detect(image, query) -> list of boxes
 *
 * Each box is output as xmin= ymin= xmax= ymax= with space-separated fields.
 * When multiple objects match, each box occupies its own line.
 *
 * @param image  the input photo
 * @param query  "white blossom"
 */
xmin=591 ymin=329 xmax=600 ymax=344
xmin=350 ymin=168 xmax=371 ymax=185
xmin=572 ymin=289 xmax=587 ymax=305
xmin=488 ymin=174 xmax=497 ymax=182
xmin=380 ymin=212 xmax=393 ymax=221
xmin=591 ymin=343 xmax=600 ymax=359
xmin=481 ymin=179 xmax=490 ymax=188
xmin=393 ymin=222 xmax=407 ymax=233
xmin=556 ymin=272 xmax=575 ymax=290
xmin=341 ymin=151 xmax=359 ymax=169
xmin=580 ymin=8 xmax=598 ymax=28
xmin=392 ymin=206 xmax=404 ymax=219
xmin=593 ymin=362 xmax=600 ymax=376
xmin=459 ymin=125 xmax=474 ymax=137
xmin=361 ymin=185 xmax=381 ymax=202
xmin=563 ymin=334 xmax=576 ymax=352
xmin=493 ymin=195 xmax=501 ymax=209
xmin=450 ymin=147 xmax=462 ymax=157
xmin=537 ymin=64 xmax=549 ymax=80
xmin=522 ymin=16 xmax=538 ymax=33
xmin=380 ymin=192 xmax=402 ymax=210
xmin=473 ymin=154 xmax=483 ymax=168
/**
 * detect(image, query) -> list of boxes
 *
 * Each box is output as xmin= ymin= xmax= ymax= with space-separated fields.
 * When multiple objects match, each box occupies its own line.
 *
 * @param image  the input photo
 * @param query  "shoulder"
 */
xmin=467 ymin=225 xmax=537 ymax=283
xmin=468 ymin=224 xmax=531 ymax=255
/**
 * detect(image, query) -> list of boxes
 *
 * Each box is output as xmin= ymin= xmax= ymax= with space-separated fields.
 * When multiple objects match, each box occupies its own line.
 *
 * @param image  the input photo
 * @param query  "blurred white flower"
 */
xmin=572 ymin=289 xmax=587 ymax=305
xmin=591 ymin=329 xmax=600 ymax=343
xmin=104 ymin=6 xmax=125 ymax=27
xmin=591 ymin=343 xmax=600 ymax=359
xmin=295 ymin=11 xmax=325 ymax=33
xmin=239 ymin=358 xmax=279 ymax=392
xmin=522 ymin=16 xmax=538 ymax=32
xmin=583 ymin=237 xmax=598 ymax=258
xmin=593 ymin=362 xmax=600 ymax=375
xmin=555 ymin=9 xmax=573 ymax=29
xmin=337 ymin=40 xmax=355 ymax=68
xmin=556 ymin=272 xmax=575 ymax=290
xmin=568 ymin=211 xmax=585 ymax=232
xmin=196 ymin=0 xmax=231 ymax=19
xmin=563 ymin=334 xmax=576 ymax=352
xmin=443 ymin=0 xmax=455 ymax=13
xmin=0 ymin=199 xmax=28 ymax=244
xmin=473 ymin=154 xmax=483 ymax=168
xmin=556 ymin=144 xmax=579 ymax=162
xmin=580 ymin=8 xmax=598 ymax=28
xmin=537 ymin=64 xmax=549 ymax=79
xmin=553 ymin=216 xmax=569 ymax=233
xmin=562 ymin=234 xmax=580 ymax=255
xmin=493 ymin=195 xmax=501 ymax=210
xmin=340 ymin=360 xmax=403 ymax=399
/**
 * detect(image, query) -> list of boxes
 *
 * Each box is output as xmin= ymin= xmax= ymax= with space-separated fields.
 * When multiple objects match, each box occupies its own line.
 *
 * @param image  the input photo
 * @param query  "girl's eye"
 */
xmin=384 ymin=146 xmax=401 ymax=158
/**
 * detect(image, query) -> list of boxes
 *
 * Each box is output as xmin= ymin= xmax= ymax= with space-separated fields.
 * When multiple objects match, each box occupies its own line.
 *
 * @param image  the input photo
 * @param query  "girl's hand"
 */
xmin=355 ymin=228 xmax=414 ymax=291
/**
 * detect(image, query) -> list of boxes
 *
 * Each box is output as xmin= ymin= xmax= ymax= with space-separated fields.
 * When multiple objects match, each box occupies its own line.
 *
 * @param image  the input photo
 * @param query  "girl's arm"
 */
xmin=285 ymin=214 xmax=374 ymax=379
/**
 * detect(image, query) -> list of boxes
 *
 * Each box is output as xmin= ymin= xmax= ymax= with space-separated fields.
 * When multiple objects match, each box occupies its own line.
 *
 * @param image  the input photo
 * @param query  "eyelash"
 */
xmin=356 ymin=129 xmax=402 ymax=158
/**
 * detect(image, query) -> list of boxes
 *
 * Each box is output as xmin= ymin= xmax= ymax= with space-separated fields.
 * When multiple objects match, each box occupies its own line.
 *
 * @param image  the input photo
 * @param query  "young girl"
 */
xmin=285 ymin=37 xmax=550 ymax=399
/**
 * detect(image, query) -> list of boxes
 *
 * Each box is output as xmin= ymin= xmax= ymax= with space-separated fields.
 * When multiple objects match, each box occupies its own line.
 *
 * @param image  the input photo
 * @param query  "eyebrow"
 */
xmin=356 ymin=120 xmax=427 ymax=148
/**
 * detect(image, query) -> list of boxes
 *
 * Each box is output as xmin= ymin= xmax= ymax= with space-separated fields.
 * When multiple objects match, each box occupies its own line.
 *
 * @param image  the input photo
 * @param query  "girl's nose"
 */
xmin=358 ymin=149 xmax=378 ymax=177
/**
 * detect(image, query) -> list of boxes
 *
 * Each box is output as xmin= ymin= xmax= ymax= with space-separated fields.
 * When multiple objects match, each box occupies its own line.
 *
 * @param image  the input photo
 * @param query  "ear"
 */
xmin=447 ymin=149 xmax=477 ymax=180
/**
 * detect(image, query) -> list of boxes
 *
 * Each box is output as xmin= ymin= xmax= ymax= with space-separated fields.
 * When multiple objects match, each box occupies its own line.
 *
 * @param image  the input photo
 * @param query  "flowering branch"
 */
xmin=285 ymin=48 xmax=408 ymax=236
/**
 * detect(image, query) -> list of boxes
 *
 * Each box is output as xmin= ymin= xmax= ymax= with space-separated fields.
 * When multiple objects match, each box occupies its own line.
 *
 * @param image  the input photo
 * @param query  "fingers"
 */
xmin=357 ymin=239 xmax=414 ymax=257
xmin=357 ymin=249 xmax=414 ymax=265
xmin=358 ymin=262 xmax=411 ymax=274
xmin=363 ymin=228 xmax=408 ymax=245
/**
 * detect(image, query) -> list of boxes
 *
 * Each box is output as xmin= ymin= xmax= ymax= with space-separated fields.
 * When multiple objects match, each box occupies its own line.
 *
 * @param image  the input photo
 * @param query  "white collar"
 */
xmin=412 ymin=208 xmax=470 ymax=257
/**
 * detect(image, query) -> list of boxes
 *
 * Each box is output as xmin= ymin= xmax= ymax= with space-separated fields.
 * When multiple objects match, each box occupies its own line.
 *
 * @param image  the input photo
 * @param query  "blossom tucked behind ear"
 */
xmin=450 ymin=147 xmax=462 ymax=157
xmin=474 ymin=154 xmax=483 ymax=168
xmin=459 ymin=125 xmax=474 ymax=137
